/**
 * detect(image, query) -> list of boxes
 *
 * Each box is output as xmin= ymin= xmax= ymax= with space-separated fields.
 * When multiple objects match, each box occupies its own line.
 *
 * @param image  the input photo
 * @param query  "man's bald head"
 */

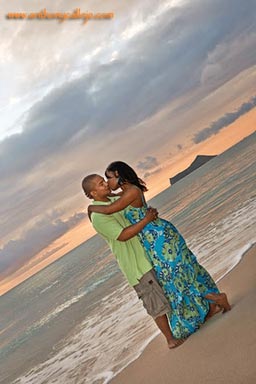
xmin=81 ymin=174 xmax=99 ymax=199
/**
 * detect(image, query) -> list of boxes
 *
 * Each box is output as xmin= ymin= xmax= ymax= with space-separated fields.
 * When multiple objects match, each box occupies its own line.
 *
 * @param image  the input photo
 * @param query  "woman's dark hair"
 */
xmin=105 ymin=161 xmax=148 ymax=192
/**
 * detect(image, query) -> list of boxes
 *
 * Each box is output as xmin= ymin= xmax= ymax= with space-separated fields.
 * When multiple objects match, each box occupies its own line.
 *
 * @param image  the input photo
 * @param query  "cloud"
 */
xmin=200 ymin=29 xmax=256 ymax=87
xmin=193 ymin=95 xmax=256 ymax=143
xmin=1 ymin=0 xmax=256 ymax=279
xmin=137 ymin=156 xmax=159 ymax=171
xmin=0 ymin=211 xmax=86 ymax=278
xmin=0 ymin=78 xmax=96 ymax=179
xmin=23 ymin=243 xmax=69 ymax=271
xmin=2 ymin=0 xmax=256 ymax=183
xmin=144 ymin=168 xmax=162 ymax=179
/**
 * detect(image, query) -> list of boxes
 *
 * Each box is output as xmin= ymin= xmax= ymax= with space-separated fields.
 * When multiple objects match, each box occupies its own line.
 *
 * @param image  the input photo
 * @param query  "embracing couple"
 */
xmin=82 ymin=161 xmax=231 ymax=348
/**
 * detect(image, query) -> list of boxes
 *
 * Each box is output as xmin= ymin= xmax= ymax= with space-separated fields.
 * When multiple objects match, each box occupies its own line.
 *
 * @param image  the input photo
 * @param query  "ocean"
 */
xmin=0 ymin=132 xmax=256 ymax=384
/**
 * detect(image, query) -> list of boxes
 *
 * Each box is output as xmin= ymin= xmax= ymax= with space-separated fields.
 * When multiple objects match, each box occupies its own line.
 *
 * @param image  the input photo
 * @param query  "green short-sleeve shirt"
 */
xmin=91 ymin=198 xmax=152 ymax=286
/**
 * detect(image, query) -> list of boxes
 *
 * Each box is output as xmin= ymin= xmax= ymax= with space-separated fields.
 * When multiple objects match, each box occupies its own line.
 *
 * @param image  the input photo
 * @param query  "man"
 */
xmin=82 ymin=174 xmax=185 ymax=348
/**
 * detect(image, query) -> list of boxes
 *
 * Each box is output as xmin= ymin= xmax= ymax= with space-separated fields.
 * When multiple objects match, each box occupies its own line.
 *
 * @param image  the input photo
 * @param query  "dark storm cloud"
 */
xmin=193 ymin=95 xmax=256 ymax=144
xmin=1 ymin=0 xmax=255 ymax=181
xmin=137 ymin=156 xmax=159 ymax=171
xmin=0 ymin=211 xmax=86 ymax=277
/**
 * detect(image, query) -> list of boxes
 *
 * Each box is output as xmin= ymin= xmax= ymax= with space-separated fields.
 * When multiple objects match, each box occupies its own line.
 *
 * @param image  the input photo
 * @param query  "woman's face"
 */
xmin=105 ymin=170 xmax=119 ymax=191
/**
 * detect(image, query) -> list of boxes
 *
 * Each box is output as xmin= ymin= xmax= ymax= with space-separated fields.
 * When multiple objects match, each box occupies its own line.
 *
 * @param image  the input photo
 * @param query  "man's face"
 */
xmin=91 ymin=175 xmax=111 ymax=199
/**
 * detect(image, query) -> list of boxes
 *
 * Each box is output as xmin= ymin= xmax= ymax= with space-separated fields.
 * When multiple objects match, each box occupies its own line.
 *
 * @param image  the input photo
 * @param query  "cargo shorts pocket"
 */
xmin=134 ymin=274 xmax=171 ymax=318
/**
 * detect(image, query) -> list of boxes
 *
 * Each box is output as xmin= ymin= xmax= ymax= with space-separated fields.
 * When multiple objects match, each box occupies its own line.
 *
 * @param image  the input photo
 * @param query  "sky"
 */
xmin=0 ymin=0 xmax=256 ymax=294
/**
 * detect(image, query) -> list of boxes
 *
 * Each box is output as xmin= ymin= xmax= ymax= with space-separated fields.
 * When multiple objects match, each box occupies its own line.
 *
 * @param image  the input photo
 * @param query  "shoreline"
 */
xmin=110 ymin=243 xmax=256 ymax=384
xmin=215 ymin=241 xmax=256 ymax=283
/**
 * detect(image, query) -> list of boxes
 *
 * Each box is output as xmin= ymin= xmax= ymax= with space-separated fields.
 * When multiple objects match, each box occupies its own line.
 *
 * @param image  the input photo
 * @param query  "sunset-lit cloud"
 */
xmin=137 ymin=156 xmax=159 ymax=171
xmin=0 ymin=211 xmax=86 ymax=278
xmin=193 ymin=95 xmax=256 ymax=143
xmin=144 ymin=168 xmax=162 ymax=179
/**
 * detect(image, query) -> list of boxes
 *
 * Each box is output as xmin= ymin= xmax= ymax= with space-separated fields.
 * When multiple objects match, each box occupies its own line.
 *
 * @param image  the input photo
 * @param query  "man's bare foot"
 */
xmin=167 ymin=337 xmax=186 ymax=349
xmin=205 ymin=303 xmax=222 ymax=321
xmin=206 ymin=292 xmax=231 ymax=313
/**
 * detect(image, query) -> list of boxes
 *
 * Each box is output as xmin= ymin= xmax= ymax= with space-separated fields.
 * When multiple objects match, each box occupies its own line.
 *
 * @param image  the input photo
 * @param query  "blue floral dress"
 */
xmin=124 ymin=204 xmax=220 ymax=338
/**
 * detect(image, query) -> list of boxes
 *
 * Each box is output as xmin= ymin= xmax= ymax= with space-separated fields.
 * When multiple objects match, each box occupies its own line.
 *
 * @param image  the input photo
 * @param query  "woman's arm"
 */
xmin=88 ymin=188 xmax=140 ymax=216
xmin=117 ymin=207 xmax=158 ymax=241
xmin=108 ymin=191 xmax=124 ymax=197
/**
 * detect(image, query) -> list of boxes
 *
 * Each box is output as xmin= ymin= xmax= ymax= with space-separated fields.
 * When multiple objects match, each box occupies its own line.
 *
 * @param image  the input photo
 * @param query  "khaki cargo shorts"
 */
xmin=133 ymin=269 xmax=171 ymax=319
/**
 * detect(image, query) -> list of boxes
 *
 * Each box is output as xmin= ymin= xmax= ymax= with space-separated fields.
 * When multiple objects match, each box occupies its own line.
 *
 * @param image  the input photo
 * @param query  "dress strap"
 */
xmin=133 ymin=185 xmax=148 ymax=207
xmin=140 ymin=191 xmax=148 ymax=208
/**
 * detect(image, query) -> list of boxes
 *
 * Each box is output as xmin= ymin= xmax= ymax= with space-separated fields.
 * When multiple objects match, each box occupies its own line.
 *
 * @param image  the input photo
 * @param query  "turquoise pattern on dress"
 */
xmin=124 ymin=205 xmax=220 ymax=338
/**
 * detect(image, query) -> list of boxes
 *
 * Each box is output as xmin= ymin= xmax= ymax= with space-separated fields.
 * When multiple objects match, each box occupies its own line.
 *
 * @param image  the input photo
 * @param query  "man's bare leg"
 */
xmin=205 ymin=292 xmax=231 ymax=313
xmin=154 ymin=314 xmax=186 ymax=349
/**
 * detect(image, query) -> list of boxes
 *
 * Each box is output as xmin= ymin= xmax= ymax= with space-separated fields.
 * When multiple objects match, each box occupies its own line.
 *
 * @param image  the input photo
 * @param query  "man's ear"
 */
xmin=90 ymin=190 xmax=96 ymax=198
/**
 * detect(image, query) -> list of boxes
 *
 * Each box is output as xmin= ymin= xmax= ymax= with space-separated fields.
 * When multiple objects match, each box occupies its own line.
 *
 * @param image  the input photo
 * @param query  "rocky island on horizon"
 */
xmin=170 ymin=155 xmax=217 ymax=185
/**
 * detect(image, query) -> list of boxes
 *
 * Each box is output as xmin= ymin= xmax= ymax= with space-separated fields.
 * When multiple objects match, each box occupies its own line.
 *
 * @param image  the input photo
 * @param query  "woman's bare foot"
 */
xmin=167 ymin=337 xmax=186 ymax=349
xmin=205 ymin=303 xmax=222 ymax=321
xmin=205 ymin=292 xmax=231 ymax=313
xmin=218 ymin=293 xmax=232 ymax=312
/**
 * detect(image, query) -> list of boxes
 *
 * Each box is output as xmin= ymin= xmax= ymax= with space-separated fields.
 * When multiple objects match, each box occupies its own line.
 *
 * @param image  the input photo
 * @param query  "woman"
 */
xmin=88 ymin=161 xmax=231 ymax=338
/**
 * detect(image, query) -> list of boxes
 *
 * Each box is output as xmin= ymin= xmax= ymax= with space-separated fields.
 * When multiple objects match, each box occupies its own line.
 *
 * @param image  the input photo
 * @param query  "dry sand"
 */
xmin=110 ymin=245 xmax=256 ymax=384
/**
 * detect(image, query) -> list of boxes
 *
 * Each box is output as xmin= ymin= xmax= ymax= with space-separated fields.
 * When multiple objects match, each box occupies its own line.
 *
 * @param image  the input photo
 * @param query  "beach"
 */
xmin=110 ymin=244 xmax=256 ymax=384
xmin=1 ymin=134 xmax=255 ymax=384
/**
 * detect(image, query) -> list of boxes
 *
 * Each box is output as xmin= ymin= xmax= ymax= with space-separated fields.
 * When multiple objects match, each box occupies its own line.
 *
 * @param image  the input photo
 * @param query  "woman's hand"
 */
xmin=144 ymin=207 xmax=158 ymax=223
